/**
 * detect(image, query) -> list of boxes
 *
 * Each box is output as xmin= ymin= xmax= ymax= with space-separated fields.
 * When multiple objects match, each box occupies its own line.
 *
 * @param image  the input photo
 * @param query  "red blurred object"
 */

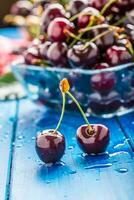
xmin=0 ymin=36 xmax=29 ymax=76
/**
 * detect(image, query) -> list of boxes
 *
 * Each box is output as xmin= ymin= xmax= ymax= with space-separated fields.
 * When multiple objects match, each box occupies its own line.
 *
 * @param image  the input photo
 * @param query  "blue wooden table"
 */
xmin=0 ymin=28 xmax=134 ymax=200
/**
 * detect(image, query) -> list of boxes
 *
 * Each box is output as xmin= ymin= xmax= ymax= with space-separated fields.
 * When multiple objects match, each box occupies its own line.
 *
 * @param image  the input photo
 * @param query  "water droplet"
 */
xmin=68 ymin=146 xmax=74 ymax=150
xmin=27 ymin=156 xmax=31 ymax=160
xmin=109 ymin=151 xmax=129 ymax=157
xmin=4 ymin=134 xmax=8 ymax=139
xmin=84 ymin=163 xmax=112 ymax=169
xmin=17 ymin=135 xmax=24 ymax=140
xmin=81 ymin=153 xmax=88 ymax=158
xmin=55 ymin=161 xmax=65 ymax=166
xmin=132 ymin=121 xmax=134 ymax=125
xmin=31 ymin=136 xmax=36 ymax=140
xmin=46 ymin=180 xmax=51 ymax=184
xmin=116 ymin=168 xmax=128 ymax=173
xmin=12 ymin=142 xmax=15 ymax=146
xmin=16 ymin=144 xmax=23 ymax=148
xmin=45 ymin=163 xmax=53 ymax=167
xmin=69 ymin=169 xmax=77 ymax=174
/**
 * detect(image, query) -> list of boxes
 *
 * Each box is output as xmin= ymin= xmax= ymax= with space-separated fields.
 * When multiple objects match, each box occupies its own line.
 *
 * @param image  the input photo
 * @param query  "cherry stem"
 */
xmin=67 ymin=91 xmax=93 ymax=133
xmin=79 ymin=24 xmax=116 ymax=33
xmin=64 ymin=29 xmax=83 ymax=42
xmin=54 ymin=92 xmax=66 ymax=132
xmin=81 ymin=29 xmax=115 ymax=50
xmin=100 ymin=0 xmax=118 ymax=15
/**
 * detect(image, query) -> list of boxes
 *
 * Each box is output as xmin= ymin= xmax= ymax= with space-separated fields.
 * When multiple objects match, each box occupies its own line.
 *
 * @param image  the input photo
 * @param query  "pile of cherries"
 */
xmin=23 ymin=0 xmax=134 ymax=69
xmin=36 ymin=78 xmax=110 ymax=164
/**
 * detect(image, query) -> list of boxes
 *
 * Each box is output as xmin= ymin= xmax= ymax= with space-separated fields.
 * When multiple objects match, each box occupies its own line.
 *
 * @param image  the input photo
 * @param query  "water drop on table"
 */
xmin=31 ymin=136 xmax=36 ymax=140
xmin=84 ymin=163 xmax=112 ymax=169
xmin=17 ymin=135 xmax=24 ymax=140
xmin=16 ymin=144 xmax=23 ymax=148
xmin=68 ymin=146 xmax=74 ymax=150
xmin=69 ymin=169 xmax=77 ymax=174
xmin=116 ymin=168 xmax=128 ymax=173
xmin=46 ymin=180 xmax=51 ymax=184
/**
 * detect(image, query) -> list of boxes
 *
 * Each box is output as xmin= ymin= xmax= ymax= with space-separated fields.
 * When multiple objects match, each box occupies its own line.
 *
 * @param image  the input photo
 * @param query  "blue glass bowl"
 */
xmin=12 ymin=62 xmax=134 ymax=118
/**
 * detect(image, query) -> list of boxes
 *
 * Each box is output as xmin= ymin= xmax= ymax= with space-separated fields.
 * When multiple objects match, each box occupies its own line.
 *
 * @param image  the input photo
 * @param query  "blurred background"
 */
xmin=0 ymin=0 xmax=16 ymax=26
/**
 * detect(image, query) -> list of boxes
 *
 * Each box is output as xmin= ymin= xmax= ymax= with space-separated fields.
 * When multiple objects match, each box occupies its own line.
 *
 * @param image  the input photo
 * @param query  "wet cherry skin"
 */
xmin=47 ymin=17 xmax=75 ymax=42
xmin=68 ymin=0 xmax=88 ymax=16
xmin=78 ymin=7 xmax=100 ymax=28
xmin=77 ymin=124 xmax=110 ymax=154
xmin=41 ymin=3 xmax=66 ymax=32
xmin=36 ymin=130 xmax=65 ymax=164
xmin=106 ymin=45 xmax=132 ymax=66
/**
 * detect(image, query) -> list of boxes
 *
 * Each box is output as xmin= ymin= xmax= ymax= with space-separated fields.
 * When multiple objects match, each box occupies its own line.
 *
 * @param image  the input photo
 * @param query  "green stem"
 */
xmin=81 ymin=29 xmax=115 ymax=50
xmin=100 ymin=0 xmax=118 ymax=15
xmin=67 ymin=91 xmax=93 ymax=133
xmin=54 ymin=92 xmax=66 ymax=132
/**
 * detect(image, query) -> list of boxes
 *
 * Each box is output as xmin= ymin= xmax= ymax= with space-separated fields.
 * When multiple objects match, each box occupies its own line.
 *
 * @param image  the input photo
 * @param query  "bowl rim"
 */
xmin=12 ymin=61 xmax=134 ymax=75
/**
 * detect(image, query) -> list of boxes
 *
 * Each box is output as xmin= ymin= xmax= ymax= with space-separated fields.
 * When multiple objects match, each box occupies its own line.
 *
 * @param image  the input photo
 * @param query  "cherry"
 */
xmin=11 ymin=0 xmax=33 ymax=16
xmin=125 ymin=24 xmax=134 ymax=45
xmin=122 ymin=90 xmax=134 ymax=108
xmin=24 ymin=46 xmax=41 ymax=65
xmin=89 ymin=91 xmax=121 ymax=114
xmin=36 ymin=130 xmax=65 ymax=164
xmin=39 ymin=41 xmax=51 ymax=60
xmin=95 ymin=62 xmax=109 ymax=69
xmin=91 ymin=72 xmax=116 ymax=95
xmin=106 ymin=45 xmax=132 ymax=66
xmin=47 ymin=17 xmax=75 ymax=42
xmin=41 ymin=3 xmax=66 ymax=32
xmin=68 ymin=0 xmax=88 ymax=16
xmin=47 ymin=42 xmax=68 ymax=66
xmin=78 ymin=7 xmax=100 ymax=28
xmin=77 ymin=124 xmax=110 ymax=154
xmin=67 ymin=42 xmax=99 ymax=69
xmin=90 ymin=0 xmax=109 ymax=11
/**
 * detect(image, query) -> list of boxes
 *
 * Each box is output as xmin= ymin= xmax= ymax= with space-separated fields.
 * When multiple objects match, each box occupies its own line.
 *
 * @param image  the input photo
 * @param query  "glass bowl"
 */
xmin=12 ymin=62 xmax=134 ymax=118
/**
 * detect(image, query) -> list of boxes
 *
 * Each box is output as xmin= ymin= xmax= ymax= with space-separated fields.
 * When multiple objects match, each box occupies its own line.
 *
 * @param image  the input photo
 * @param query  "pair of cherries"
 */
xmin=36 ymin=79 xmax=110 ymax=164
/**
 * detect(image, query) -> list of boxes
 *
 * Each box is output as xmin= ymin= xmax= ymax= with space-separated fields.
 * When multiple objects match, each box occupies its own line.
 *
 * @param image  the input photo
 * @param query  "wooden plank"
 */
xmin=117 ymin=112 xmax=134 ymax=150
xmin=9 ymin=99 xmax=134 ymax=200
xmin=0 ymin=100 xmax=17 ymax=200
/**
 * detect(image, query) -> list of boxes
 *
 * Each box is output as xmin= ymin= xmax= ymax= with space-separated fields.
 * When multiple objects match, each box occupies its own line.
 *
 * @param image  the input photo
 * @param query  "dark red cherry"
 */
xmin=95 ymin=63 xmax=109 ymax=69
xmin=67 ymin=42 xmax=99 ymax=69
xmin=47 ymin=42 xmax=68 ymax=66
xmin=125 ymin=24 xmax=134 ymax=45
xmin=36 ymin=130 xmax=65 ymax=164
xmin=41 ymin=3 xmax=66 ymax=32
xmin=47 ymin=17 xmax=75 ymax=42
xmin=78 ymin=7 xmax=100 ymax=28
xmin=90 ymin=0 xmax=109 ymax=11
xmin=68 ymin=0 xmax=88 ymax=16
xmin=106 ymin=45 xmax=132 ymax=66
xmin=91 ymin=72 xmax=116 ymax=95
xmin=39 ymin=41 xmax=51 ymax=60
xmin=24 ymin=46 xmax=41 ymax=65
xmin=77 ymin=124 xmax=110 ymax=154
xmin=89 ymin=91 xmax=121 ymax=114
xmin=11 ymin=0 xmax=33 ymax=16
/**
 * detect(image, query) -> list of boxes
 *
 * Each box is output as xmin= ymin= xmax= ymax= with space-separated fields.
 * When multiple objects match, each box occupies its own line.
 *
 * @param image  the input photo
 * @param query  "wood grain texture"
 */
xmin=0 ymin=101 xmax=17 ymax=200
xmin=9 ymin=99 xmax=134 ymax=200
xmin=117 ymin=113 xmax=134 ymax=150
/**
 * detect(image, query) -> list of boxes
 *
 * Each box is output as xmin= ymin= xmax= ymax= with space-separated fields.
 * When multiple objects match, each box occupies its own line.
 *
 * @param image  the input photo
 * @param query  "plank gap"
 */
xmin=5 ymin=99 xmax=20 ymax=200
